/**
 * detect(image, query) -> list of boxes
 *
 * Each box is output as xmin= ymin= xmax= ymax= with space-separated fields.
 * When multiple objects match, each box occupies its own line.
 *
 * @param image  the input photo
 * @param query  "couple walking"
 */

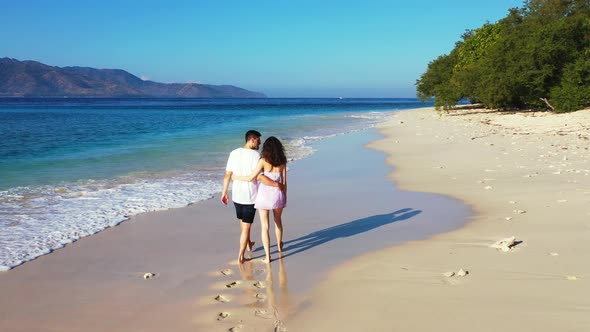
xmin=221 ymin=130 xmax=287 ymax=264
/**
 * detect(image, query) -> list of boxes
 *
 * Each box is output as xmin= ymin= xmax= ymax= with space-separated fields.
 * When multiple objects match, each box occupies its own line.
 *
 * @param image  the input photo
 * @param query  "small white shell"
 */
xmin=490 ymin=236 xmax=516 ymax=252
xmin=456 ymin=269 xmax=468 ymax=277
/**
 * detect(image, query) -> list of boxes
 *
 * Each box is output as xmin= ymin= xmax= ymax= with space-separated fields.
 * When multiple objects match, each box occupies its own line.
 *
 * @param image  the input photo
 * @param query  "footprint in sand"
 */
xmin=275 ymin=321 xmax=287 ymax=332
xmin=215 ymin=295 xmax=230 ymax=303
xmin=253 ymin=281 xmax=266 ymax=289
xmin=254 ymin=308 xmax=274 ymax=319
xmin=220 ymin=269 xmax=233 ymax=276
xmin=255 ymin=292 xmax=267 ymax=301
xmin=253 ymin=268 xmax=266 ymax=276
xmin=229 ymin=324 xmax=243 ymax=331
xmin=226 ymin=281 xmax=241 ymax=288
xmin=217 ymin=312 xmax=230 ymax=321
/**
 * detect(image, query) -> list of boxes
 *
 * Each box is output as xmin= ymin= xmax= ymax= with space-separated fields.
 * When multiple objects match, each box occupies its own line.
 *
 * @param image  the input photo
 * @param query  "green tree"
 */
xmin=550 ymin=54 xmax=590 ymax=112
xmin=416 ymin=51 xmax=460 ymax=110
xmin=416 ymin=0 xmax=590 ymax=113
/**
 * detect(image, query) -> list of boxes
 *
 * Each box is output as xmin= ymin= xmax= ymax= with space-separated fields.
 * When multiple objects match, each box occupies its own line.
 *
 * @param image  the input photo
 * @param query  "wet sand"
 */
xmin=0 ymin=123 xmax=471 ymax=331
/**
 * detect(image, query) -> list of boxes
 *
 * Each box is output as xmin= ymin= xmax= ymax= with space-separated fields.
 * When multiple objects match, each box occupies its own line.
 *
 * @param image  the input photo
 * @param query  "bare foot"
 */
xmin=238 ymin=256 xmax=245 ymax=264
xmin=261 ymin=256 xmax=271 ymax=264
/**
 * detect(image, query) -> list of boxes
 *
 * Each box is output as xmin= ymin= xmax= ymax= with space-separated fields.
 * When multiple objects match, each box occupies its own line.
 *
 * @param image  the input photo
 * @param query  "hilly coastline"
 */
xmin=0 ymin=58 xmax=266 ymax=98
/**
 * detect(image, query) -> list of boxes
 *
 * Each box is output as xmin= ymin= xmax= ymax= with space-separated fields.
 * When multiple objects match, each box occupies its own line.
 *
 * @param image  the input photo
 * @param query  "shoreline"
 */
xmin=0 ymin=99 xmax=405 ymax=272
xmin=0 ymin=111 xmax=472 ymax=332
xmin=286 ymin=107 xmax=590 ymax=331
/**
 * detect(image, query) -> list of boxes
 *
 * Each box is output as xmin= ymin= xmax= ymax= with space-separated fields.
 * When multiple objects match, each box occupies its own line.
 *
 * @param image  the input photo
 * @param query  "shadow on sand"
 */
xmin=255 ymin=208 xmax=421 ymax=260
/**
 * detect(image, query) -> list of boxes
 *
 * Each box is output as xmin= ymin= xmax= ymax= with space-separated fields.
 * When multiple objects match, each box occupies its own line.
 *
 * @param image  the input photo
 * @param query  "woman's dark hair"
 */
xmin=261 ymin=136 xmax=287 ymax=167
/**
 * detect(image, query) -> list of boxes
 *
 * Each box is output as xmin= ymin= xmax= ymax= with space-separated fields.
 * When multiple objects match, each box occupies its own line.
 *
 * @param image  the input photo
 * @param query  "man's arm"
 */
xmin=257 ymin=173 xmax=284 ymax=191
xmin=233 ymin=159 xmax=264 ymax=182
xmin=221 ymin=171 xmax=232 ymax=205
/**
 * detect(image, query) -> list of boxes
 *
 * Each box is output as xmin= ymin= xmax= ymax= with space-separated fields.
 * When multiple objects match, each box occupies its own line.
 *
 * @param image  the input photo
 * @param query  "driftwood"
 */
xmin=540 ymin=98 xmax=555 ymax=111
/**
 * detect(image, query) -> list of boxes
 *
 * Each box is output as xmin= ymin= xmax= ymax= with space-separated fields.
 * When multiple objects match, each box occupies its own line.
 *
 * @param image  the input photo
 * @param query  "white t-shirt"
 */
xmin=225 ymin=147 xmax=260 ymax=204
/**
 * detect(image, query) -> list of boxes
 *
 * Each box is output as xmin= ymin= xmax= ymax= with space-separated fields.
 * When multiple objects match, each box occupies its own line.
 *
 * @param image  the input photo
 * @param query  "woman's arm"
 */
xmin=233 ymin=159 xmax=264 ymax=182
xmin=257 ymin=173 xmax=281 ymax=187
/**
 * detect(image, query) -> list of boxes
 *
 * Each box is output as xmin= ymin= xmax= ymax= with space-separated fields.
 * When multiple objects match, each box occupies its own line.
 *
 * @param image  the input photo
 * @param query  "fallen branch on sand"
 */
xmin=539 ymin=98 xmax=555 ymax=111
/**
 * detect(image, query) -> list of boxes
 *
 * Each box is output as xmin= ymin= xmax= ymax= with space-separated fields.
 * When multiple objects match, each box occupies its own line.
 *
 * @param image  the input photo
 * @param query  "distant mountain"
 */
xmin=0 ymin=57 xmax=266 ymax=98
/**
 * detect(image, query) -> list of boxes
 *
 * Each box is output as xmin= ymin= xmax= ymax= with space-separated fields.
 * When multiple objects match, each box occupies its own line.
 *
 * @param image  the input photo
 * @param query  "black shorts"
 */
xmin=233 ymin=202 xmax=256 ymax=224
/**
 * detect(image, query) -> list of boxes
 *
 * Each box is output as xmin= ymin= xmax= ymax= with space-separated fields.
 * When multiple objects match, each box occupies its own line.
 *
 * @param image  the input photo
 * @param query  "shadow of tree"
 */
xmin=268 ymin=208 xmax=421 ymax=259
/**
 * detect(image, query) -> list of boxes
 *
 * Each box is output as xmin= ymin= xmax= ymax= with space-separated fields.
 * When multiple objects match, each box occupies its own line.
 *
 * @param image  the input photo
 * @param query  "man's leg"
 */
xmin=238 ymin=220 xmax=252 ymax=264
xmin=235 ymin=202 xmax=256 ymax=263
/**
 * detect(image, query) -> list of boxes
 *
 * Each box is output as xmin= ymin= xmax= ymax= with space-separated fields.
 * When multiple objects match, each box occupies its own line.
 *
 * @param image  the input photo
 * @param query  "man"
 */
xmin=221 ymin=130 xmax=281 ymax=263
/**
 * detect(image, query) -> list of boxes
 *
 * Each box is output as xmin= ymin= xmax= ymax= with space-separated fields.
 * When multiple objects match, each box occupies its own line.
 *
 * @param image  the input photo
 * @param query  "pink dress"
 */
xmin=254 ymin=172 xmax=286 ymax=210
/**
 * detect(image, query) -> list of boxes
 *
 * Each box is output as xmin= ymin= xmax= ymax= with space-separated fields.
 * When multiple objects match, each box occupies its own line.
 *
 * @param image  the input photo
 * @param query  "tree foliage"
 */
xmin=416 ymin=0 xmax=590 ymax=113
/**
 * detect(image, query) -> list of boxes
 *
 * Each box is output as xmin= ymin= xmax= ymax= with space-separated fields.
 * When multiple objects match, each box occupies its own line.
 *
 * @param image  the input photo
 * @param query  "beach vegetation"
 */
xmin=416 ymin=0 xmax=590 ymax=113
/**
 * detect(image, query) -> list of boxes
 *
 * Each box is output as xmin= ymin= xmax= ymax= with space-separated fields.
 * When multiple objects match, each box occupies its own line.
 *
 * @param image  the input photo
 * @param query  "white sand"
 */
xmin=286 ymin=107 xmax=590 ymax=331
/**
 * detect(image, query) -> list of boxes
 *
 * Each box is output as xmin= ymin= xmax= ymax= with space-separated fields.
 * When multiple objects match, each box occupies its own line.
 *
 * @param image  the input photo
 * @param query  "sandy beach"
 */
xmin=287 ymin=106 xmax=590 ymax=331
xmin=2 ymin=106 xmax=589 ymax=331
xmin=0 ymin=125 xmax=469 ymax=331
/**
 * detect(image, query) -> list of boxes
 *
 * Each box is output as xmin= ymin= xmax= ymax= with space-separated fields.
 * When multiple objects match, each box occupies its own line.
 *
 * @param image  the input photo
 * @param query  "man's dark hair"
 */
xmin=245 ymin=130 xmax=261 ymax=142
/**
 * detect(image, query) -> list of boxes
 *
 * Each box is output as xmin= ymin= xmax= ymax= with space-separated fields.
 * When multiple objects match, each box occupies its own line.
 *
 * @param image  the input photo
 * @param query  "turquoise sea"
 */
xmin=0 ymin=98 xmax=432 ymax=270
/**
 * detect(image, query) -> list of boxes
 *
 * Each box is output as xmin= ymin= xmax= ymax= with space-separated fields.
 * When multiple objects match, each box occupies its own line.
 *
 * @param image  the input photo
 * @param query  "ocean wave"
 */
xmin=344 ymin=111 xmax=388 ymax=120
xmin=0 ymin=171 xmax=222 ymax=270
xmin=0 ymin=136 xmax=321 ymax=271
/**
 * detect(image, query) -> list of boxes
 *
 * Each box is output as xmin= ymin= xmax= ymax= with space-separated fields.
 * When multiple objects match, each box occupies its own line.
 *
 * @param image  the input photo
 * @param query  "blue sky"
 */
xmin=1 ymin=1 xmax=524 ymax=97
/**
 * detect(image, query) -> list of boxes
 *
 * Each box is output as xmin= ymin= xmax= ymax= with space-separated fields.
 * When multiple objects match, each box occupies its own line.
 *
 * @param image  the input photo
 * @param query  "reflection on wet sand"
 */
xmin=206 ymin=253 xmax=292 ymax=331
xmin=268 ymin=254 xmax=291 ymax=317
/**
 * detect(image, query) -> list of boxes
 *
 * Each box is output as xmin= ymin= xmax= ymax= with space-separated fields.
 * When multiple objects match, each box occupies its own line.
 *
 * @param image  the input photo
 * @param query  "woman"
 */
xmin=234 ymin=136 xmax=287 ymax=263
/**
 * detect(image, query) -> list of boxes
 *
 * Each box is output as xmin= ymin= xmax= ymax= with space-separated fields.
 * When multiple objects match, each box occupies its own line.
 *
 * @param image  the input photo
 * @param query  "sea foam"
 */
xmin=0 ymin=136 xmax=320 ymax=270
xmin=0 ymin=171 xmax=222 ymax=270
